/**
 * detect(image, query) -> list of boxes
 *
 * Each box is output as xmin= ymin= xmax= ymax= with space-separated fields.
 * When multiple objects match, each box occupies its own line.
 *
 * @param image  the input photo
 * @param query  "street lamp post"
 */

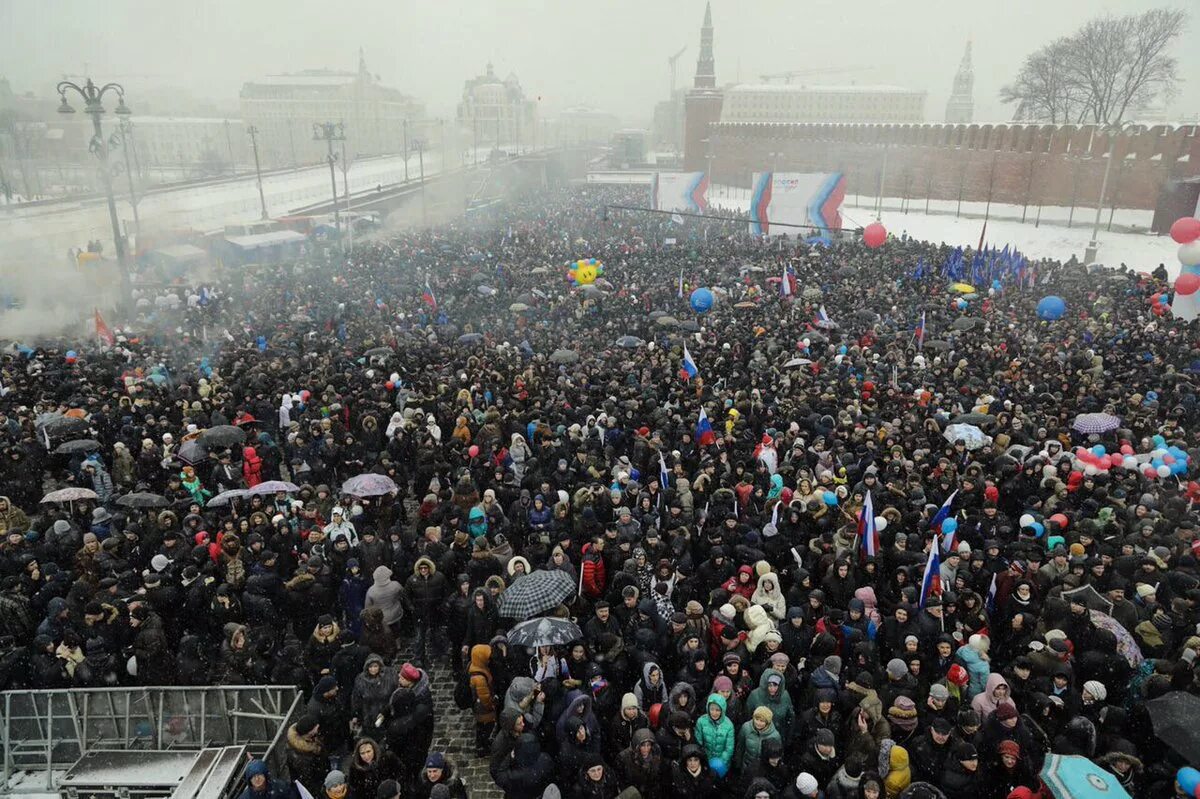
xmin=113 ymin=119 xmax=140 ymax=241
xmin=57 ymin=78 xmax=132 ymax=309
xmin=1084 ymin=122 xmax=1136 ymax=265
xmin=313 ymin=121 xmax=345 ymax=239
xmin=246 ymin=125 xmax=268 ymax=220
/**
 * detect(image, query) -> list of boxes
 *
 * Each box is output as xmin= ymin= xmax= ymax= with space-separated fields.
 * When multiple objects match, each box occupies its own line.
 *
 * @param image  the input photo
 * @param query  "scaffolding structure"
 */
xmin=0 ymin=686 xmax=302 ymax=799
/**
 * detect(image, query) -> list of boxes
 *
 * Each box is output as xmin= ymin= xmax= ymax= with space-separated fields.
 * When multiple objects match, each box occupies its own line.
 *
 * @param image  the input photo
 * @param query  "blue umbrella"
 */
xmin=1039 ymin=754 xmax=1131 ymax=799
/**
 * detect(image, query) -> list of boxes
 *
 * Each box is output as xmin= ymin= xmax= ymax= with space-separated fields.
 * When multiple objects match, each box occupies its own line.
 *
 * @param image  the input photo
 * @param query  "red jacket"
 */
xmin=242 ymin=446 xmax=263 ymax=488
xmin=581 ymin=543 xmax=606 ymax=598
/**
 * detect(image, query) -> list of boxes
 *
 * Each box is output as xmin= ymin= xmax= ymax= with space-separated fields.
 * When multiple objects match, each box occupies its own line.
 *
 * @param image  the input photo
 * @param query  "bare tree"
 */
xmin=1001 ymin=8 xmax=1186 ymax=125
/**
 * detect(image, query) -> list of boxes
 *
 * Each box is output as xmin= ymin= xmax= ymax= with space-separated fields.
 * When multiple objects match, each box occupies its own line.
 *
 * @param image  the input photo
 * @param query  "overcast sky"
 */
xmin=2 ymin=0 xmax=1197 ymax=125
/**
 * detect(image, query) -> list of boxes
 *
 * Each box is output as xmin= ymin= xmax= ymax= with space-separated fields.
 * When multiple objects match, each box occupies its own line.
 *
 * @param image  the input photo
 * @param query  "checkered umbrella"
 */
xmin=498 ymin=570 xmax=576 ymax=621
xmin=506 ymin=615 xmax=583 ymax=648
xmin=1072 ymin=413 xmax=1120 ymax=434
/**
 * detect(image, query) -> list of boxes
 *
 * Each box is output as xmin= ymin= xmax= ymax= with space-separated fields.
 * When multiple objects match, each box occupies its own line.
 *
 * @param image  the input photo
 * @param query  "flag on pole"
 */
xmin=859 ymin=490 xmax=879 ymax=560
xmin=422 ymin=280 xmax=437 ymax=313
xmin=985 ymin=573 xmax=998 ymax=615
xmin=659 ymin=450 xmax=670 ymax=489
xmin=915 ymin=311 xmax=926 ymax=350
xmin=931 ymin=490 xmax=957 ymax=543
xmin=919 ymin=543 xmax=943 ymax=608
xmin=780 ymin=264 xmax=792 ymax=297
xmin=678 ymin=268 xmax=685 ymax=299
xmin=295 ymin=782 xmax=317 ymax=799
xmin=816 ymin=305 xmax=832 ymax=325
xmin=695 ymin=408 xmax=716 ymax=446
xmin=94 ymin=308 xmax=115 ymax=346
xmin=679 ymin=344 xmax=698 ymax=382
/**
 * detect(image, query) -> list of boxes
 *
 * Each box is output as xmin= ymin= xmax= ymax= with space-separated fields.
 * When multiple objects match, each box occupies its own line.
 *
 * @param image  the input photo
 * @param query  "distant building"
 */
xmin=683 ymin=2 xmax=724 ymax=171
xmin=652 ymin=90 xmax=685 ymax=153
xmin=240 ymin=49 xmax=425 ymax=168
xmin=721 ymin=84 xmax=927 ymax=125
xmin=456 ymin=63 xmax=538 ymax=151
xmin=944 ymin=41 xmax=974 ymax=124
xmin=555 ymin=106 xmax=621 ymax=147
xmin=125 ymin=117 xmax=248 ymax=173
xmin=610 ymin=130 xmax=647 ymax=167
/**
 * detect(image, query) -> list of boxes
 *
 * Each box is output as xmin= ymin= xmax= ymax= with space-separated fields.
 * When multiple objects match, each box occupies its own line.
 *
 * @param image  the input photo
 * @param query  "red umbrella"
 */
xmin=233 ymin=413 xmax=258 ymax=426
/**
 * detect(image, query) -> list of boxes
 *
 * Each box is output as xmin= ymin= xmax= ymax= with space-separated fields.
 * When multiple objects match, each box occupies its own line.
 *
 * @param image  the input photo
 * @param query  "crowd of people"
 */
xmin=0 ymin=184 xmax=1198 ymax=799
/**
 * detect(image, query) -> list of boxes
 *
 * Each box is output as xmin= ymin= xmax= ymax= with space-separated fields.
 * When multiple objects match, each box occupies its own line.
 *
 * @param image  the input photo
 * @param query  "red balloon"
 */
xmin=468 ymin=445 xmax=480 ymax=458
xmin=863 ymin=222 xmax=887 ymax=248
xmin=1120 ymin=444 xmax=1133 ymax=455
xmin=385 ymin=381 xmax=394 ymax=390
xmin=1171 ymin=217 xmax=1200 ymax=244
xmin=1153 ymin=303 xmax=1167 ymax=316
xmin=863 ymin=381 xmax=876 ymax=392
xmin=1177 ymin=273 xmax=1200 ymax=296
xmin=1049 ymin=513 xmax=1069 ymax=529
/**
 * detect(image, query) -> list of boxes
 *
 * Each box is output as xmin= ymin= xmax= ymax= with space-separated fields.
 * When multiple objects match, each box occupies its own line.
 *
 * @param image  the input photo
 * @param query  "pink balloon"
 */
xmin=863 ymin=222 xmax=887 ymax=249
xmin=1144 ymin=467 xmax=1158 ymax=479
xmin=1176 ymin=273 xmax=1200 ymax=296
xmin=1120 ymin=444 xmax=1133 ymax=455
xmin=1170 ymin=217 xmax=1200 ymax=244
xmin=1165 ymin=454 xmax=1176 ymax=465
xmin=468 ymin=445 xmax=480 ymax=458
xmin=1109 ymin=454 xmax=1124 ymax=468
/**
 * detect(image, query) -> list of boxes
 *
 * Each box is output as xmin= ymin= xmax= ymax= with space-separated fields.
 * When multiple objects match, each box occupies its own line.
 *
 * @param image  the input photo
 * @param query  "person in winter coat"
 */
xmin=128 ymin=605 xmax=171 ymax=683
xmin=305 ymin=675 xmax=351 ymax=757
xmin=695 ymin=693 xmax=736 ymax=776
xmin=955 ymin=637 xmax=991 ymax=700
xmin=736 ymin=705 xmax=783 ymax=775
xmin=237 ymin=759 xmax=291 ymax=799
xmin=302 ymin=615 xmax=341 ymax=681
xmin=342 ymin=737 xmax=400 ymax=799
xmin=285 ymin=715 xmax=326 ymax=798
xmin=365 ymin=566 xmax=407 ymax=633
xmin=747 ymin=670 xmax=795 ymax=745
xmin=351 ymin=654 xmax=394 ymax=732
xmin=412 ymin=751 xmax=468 ymax=799
xmin=971 ymin=672 xmax=1015 ymax=722
xmin=494 ymin=733 xmax=554 ymax=799
xmin=242 ymin=447 xmax=263 ymax=487
xmin=338 ymin=559 xmax=369 ymax=637
xmin=879 ymin=739 xmax=911 ymax=798
xmin=671 ymin=743 xmax=718 ymax=799
xmin=581 ymin=539 xmax=607 ymax=599
xmin=406 ymin=556 xmax=448 ymax=665
xmin=606 ymin=692 xmax=649 ymax=762
xmin=633 ymin=661 xmax=669 ymax=710
xmin=572 ymin=752 xmax=621 ymax=799
xmin=617 ymin=727 xmax=665 ymax=799
xmin=940 ymin=742 xmax=982 ymax=799
xmin=469 ymin=644 xmax=496 ymax=755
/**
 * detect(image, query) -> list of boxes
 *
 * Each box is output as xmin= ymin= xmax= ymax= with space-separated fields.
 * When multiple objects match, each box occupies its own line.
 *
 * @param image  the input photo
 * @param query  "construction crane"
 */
xmin=667 ymin=46 xmax=687 ymax=97
xmin=759 ymin=66 xmax=874 ymax=84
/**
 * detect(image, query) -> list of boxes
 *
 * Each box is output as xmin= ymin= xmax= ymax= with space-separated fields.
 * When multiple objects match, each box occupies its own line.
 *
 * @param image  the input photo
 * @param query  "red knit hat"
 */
xmin=947 ymin=664 xmax=969 ymax=687
xmin=400 ymin=663 xmax=421 ymax=683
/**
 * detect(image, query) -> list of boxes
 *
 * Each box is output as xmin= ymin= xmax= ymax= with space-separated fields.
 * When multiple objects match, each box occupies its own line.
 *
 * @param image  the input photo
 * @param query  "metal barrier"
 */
xmin=0 ymin=686 xmax=302 ymax=797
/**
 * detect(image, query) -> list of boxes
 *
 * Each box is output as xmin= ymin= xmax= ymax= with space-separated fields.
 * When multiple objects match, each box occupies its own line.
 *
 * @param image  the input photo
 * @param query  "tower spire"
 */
xmin=358 ymin=47 xmax=368 ymax=77
xmin=944 ymin=38 xmax=974 ymax=123
xmin=693 ymin=1 xmax=716 ymax=90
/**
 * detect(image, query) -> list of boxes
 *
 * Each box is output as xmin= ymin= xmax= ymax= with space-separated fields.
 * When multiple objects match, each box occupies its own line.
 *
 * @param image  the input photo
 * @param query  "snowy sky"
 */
xmin=2 ymin=0 xmax=1197 ymax=125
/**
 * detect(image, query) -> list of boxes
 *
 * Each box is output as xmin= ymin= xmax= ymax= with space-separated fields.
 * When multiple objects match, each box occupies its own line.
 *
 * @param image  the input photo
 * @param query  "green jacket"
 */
xmin=746 ymin=669 xmax=796 ymax=742
xmin=735 ymin=718 xmax=781 ymax=773
xmin=694 ymin=693 xmax=735 ymax=767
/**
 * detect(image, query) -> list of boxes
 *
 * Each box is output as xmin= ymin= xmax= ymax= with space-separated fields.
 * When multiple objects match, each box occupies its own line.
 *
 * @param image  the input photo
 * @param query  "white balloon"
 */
xmin=1123 ymin=456 xmax=1138 ymax=469
xmin=1019 ymin=513 xmax=1034 ymax=528
xmin=1180 ymin=241 xmax=1200 ymax=268
xmin=874 ymin=516 xmax=888 ymax=532
xmin=1157 ymin=464 xmax=1172 ymax=478
xmin=1084 ymin=465 xmax=1099 ymax=476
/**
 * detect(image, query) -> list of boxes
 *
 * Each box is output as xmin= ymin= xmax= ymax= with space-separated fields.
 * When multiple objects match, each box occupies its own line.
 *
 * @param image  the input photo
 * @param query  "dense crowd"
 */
xmin=0 ymin=185 xmax=1198 ymax=799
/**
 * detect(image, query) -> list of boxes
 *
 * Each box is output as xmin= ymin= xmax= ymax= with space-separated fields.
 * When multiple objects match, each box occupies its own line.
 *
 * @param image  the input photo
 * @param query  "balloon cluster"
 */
xmin=690 ymin=287 xmax=714 ymax=313
xmin=1149 ymin=291 xmax=1171 ymax=317
xmin=863 ymin=222 xmax=886 ymax=249
xmin=566 ymin=258 xmax=603 ymax=287
xmin=1172 ymin=217 xmax=1200 ymax=321
xmin=65 ymin=350 xmax=78 ymax=364
xmin=1067 ymin=436 xmax=1190 ymax=480
xmin=1178 ymin=766 xmax=1200 ymax=798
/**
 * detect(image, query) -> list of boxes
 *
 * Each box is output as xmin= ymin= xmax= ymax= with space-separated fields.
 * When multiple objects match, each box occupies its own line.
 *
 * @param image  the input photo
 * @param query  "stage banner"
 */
xmin=748 ymin=172 xmax=846 ymax=238
xmin=651 ymin=172 xmax=709 ymax=214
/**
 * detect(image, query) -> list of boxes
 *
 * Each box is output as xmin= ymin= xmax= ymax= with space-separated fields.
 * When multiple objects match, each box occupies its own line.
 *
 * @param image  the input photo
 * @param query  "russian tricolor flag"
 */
xmin=816 ymin=305 xmax=832 ymax=324
xmin=695 ymin=408 xmax=716 ymax=446
xmin=780 ymin=264 xmax=794 ymax=297
xmin=919 ymin=543 xmax=942 ymax=608
xmin=916 ymin=311 xmax=926 ymax=350
xmin=422 ymin=280 xmax=437 ymax=313
xmin=659 ymin=450 xmax=670 ymax=489
xmin=931 ymin=490 xmax=958 ymax=550
xmin=859 ymin=490 xmax=879 ymax=560
xmin=680 ymin=344 xmax=698 ymax=382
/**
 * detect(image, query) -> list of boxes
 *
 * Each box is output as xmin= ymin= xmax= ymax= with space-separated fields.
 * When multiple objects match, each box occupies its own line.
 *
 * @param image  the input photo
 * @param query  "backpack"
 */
xmin=453 ymin=670 xmax=474 ymax=710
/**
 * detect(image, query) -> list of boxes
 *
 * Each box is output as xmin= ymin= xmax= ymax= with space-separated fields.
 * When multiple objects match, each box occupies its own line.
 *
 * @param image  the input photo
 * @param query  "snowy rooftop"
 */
xmin=729 ymin=83 xmax=926 ymax=95
xmin=251 ymin=73 xmax=358 ymax=87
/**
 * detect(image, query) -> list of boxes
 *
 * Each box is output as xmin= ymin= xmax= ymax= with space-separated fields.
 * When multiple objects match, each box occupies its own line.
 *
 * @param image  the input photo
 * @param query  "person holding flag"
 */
xmin=915 ymin=310 xmax=926 ymax=350
xmin=695 ymin=408 xmax=716 ymax=447
xmin=859 ymin=490 xmax=878 ymax=561
xmin=930 ymin=490 xmax=958 ymax=551
xmin=919 ymin=540 xmax=943 ymax=609
xmin=421 ymin=279 xmax=437 ymax=313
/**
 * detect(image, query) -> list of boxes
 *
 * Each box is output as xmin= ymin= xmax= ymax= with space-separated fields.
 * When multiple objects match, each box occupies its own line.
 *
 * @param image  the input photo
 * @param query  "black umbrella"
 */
xmin=116 ymin=492 xmax=170 ymax=509
xmin=1061 ymin=584 xmax=1113 ymax=614
xmin=952 ymin=317 xmax=981 ymax=330
xmin=53 ymin=439 xmax=100 ymax=455
xmin=497 ymin=570 xmax=576 ymax=620
xmin=199 ymin=425 xmax=246 ymax=448
xmin=175 ymin=440 xmax=208 ymax=465
xmin=950 ymin=413 xmax=996 ymax=426
xmin=506 ymin=616 xmax=583 ymax=648
xmin=923 ymin=339 xmax=952 ymax=351
xmin=1147 ymin=692 xmax=1200 ymax=762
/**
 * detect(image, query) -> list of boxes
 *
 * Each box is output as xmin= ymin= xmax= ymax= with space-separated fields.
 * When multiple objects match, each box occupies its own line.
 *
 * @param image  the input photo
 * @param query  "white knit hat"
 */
xmin=795 ymin=772 xmax=819 ymax=794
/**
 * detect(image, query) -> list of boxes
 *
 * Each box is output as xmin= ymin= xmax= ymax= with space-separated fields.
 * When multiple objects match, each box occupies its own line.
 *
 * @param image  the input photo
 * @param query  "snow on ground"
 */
xmin=710 ymin=186 xmax=1182 ymax=277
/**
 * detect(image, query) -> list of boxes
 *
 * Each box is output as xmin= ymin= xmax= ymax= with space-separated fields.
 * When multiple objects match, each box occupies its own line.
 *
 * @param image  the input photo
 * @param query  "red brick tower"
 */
xmin=683 ymin=2 xmax=724 ymax=172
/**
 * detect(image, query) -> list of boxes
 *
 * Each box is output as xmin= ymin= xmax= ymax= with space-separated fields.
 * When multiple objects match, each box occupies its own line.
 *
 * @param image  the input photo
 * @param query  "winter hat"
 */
xmin=795 ymin=772 xmax=819 ymax=794
xmin=887 ymin=696 xmax=919 ymax=732
xmin=424 ymin=752 xmax=446 ymax=770
xmin=1083 ymin=680 xmax=1107 ymax=701
xmin=823 ymin=655 xmax=842 ymax=676
xmin=400 ymin=663 xmax=422 ymax=684
xmin=954 ymin=742 xmax=978 ymax=761
xmin=947 ymin=664 xmax=969 ymax=687
xmin=886 ymin=658 xmax=908 ymax=680
xmin=246 ymin=760 xmax=269 ymax=779
xmin=997 ymin=740 xmax=1021 ymax=759
xmin=712 ymin=676 xmax=733 ymax=693
xmin=323 ymin=771 xmax=346 ymax=790
xmin=150 ymin=554 xmax=170 ymax=572
xmin=929 ymin=684 xmax=950 ymax=701
xmin=374 ymin=781 xmax=399 ymax=799
xmin=294 ymin=715 xmax=319 ymax=735
xmin=752 ymin=706 xmax=774 ymax=725
xmin=1136 ymin=583 xmax=1157 ymax=599
xmin=994 ymin=703 xmax=1018 ymax=721
xmin=621 ymin=693 xmax=638 ymax=712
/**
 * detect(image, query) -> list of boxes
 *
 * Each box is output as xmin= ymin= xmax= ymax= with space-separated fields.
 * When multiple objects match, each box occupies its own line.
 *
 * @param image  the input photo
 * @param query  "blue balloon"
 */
xmin=1036 ymin=295 xmax=1066 ymax=321
xmin=1153 ymin=434 xmax=1166 ymax=447
xmin=942 ymin=518 xmax=958 ymax=534
xmin=1177 ymin=766 xmax=1200 ymax=795
xmin=956 ymin=298 xmax=968 ymax=310
xmin=1092 ymin=445 xmax=1106 ymax=456
xmin=690 ymin=287 xmax=714 ymax=313
xmin=1152 ymin=458 xmax=1164 ymax=469
xmin=1030 ymin=521 xmax=1045 ymax=538
xmin=65 ymin=350 xmax=77 ymax=359
xmin=822 ymin=491 xmax=838 ymax=506
xmin=709 ymin=759 xmax=728 ymax=778
xmin=1173 ymin=462 xmax=1187 ymax=475
xmin=838 ymin=345 xmax=848 ymax=355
